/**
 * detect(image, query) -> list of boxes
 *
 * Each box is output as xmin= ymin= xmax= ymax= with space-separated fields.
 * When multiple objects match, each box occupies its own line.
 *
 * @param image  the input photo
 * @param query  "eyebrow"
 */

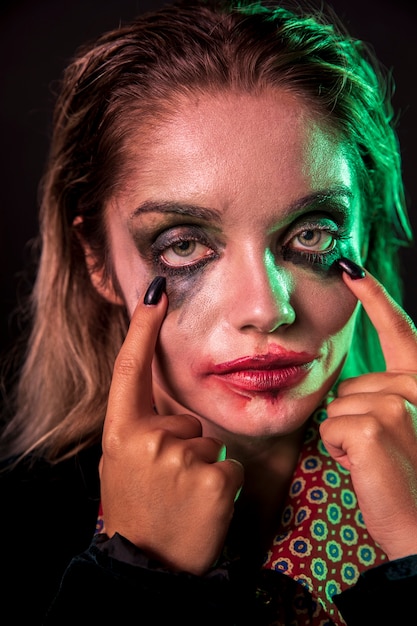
xmin=129 ymin=186 xmax=355 ymax=222
xmin=287 ymin=186 xmax=354 ymax=215
xmin=129 ymin=201 xmax=221 ymax=222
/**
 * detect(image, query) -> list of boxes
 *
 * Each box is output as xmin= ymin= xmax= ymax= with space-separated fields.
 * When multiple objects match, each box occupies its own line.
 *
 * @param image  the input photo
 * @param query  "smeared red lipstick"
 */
xmin=209 ymin=351 xmax=315 ymax=393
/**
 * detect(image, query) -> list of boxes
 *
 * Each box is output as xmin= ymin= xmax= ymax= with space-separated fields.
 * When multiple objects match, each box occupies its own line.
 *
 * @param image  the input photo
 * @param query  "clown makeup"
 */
xmin=100 ymin=89 xmax=365 ymax=444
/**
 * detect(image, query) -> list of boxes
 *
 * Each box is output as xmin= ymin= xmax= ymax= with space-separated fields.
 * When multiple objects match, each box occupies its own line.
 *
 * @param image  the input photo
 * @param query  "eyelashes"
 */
xmin=148 ymin=220 xmax=351 ymax=276
xmin=282 ymin=240 xmax=345 ymax=267
xmin=150 ymin=225 xmax=218 ymax=277
xmin=281 ymin=224 xmax=351 ymax=267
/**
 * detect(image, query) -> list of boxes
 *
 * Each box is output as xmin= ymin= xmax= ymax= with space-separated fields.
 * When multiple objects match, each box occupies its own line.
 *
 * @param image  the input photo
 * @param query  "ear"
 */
xmin=85 ymin=251 xmax=125 ymax=306
xmin=74 ymin=217 xmax=124 ymax=306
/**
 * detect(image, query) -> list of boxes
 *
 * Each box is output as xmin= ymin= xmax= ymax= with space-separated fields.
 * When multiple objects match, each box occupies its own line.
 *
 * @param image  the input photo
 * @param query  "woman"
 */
xmin=1 ymin=0 xmax=417 ymax=623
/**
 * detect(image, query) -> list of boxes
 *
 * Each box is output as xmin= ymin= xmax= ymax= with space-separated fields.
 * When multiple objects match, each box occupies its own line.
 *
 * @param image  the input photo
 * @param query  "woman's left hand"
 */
xmin=320 ymin=268 xmax=417 ymax=561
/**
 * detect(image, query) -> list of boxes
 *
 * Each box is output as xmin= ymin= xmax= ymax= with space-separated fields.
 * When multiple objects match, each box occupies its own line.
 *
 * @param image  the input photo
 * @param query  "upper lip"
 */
xmin=210 ymin=351 xmax=316 ymax=374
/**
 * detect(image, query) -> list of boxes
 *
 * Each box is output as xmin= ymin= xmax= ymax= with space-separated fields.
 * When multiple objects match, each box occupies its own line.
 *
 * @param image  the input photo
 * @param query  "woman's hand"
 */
xmin=320 ymin=268 xmax=417 ymax=561
xmin=99 ymin=280 xmax=244 ymax=575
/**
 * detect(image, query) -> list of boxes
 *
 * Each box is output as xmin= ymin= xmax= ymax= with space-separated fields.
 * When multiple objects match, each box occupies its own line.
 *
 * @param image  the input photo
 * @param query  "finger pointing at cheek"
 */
xmin=104 ymin=276 xmax=168 ymax=437
xmin=337 ymin=257 xmax=417 ymax=372
xmin=321 ymin=259 xmax=417 ymax=560
xmin=101 ymin=276 xmax=244 ymax=574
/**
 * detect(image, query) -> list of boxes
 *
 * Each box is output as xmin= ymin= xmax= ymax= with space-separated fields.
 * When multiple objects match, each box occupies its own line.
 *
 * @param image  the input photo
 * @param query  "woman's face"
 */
xmin=103 ymin=89 xmax=364 ymax=442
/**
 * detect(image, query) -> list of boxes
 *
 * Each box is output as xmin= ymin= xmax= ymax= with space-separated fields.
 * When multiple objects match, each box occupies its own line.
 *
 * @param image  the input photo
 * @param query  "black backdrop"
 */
xmin=1 ymin=0 xmax=416 ymax=356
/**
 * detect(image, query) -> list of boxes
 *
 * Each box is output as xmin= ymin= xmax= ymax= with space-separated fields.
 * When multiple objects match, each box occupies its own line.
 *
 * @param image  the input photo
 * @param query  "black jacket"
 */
xmin=1 ymin=445 xmax=417 ymax=625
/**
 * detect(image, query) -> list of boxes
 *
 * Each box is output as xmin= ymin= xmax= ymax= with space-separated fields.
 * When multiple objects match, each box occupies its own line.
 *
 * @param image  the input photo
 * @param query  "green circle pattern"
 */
xmin=264 ymin=398 xmax=387 ymax=624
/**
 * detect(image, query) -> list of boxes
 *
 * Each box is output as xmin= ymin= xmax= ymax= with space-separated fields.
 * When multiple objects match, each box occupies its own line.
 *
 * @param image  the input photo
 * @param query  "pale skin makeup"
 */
xmin=105 ymin=90 xmax=362 ymax=445
xmin=89 ymin=89 xmax=417 ymax=573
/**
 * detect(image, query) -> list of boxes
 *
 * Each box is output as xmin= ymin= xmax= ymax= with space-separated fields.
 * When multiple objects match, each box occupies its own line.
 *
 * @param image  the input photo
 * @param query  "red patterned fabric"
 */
xmin=262 ymin=394 xmax=387 ymax=624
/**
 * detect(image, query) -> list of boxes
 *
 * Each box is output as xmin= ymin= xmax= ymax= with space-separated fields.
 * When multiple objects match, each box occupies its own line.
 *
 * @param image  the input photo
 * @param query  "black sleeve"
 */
xmin=44 ymin=532 xmax=417 ymax=625
xmin=44 ymin=533 xmax=237 ymax=625
xmin=334 ymin=554 xmax=417 ymax=625
xmin=0 ymin=447 xmax=101 ymax=625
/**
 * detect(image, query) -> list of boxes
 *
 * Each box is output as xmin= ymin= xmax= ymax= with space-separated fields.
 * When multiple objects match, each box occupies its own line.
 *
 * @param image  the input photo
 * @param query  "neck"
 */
xmin=224 ymin=426 xmax=306 ymax=566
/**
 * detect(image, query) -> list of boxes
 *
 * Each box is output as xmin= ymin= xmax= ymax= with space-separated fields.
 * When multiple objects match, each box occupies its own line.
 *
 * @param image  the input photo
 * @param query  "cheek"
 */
xmin=159 ymin=267 xmax=360 ymax=339
xmin=160 ymin=280 xmax=219 ymax=346
xmin=106 ymin=211 xmax=165 ymax=315
xmin=112 ymin=257 xmax=156 ymax=316
xmin=155 ymin=272 xmax=222 ymax=378
xmin=298 ymin=276 xmax=359 ymax=340
xmin=160 ymin=259 xmax=222 ymax=325
xmin=163 ymin=273 xmax=205 ymax=312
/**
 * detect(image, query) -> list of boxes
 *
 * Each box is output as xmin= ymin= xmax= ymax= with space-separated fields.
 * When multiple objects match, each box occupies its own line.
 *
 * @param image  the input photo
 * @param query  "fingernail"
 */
xmin=144 ymin=276 xmax=166 ymax=305
xmin=336 ymin=257 xmax=366 ymax=280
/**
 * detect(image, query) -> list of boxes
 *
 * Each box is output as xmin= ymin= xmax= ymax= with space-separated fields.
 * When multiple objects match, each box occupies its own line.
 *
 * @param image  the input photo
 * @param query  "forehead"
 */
xmin=121 ymin=89 xmax=355 ymax=223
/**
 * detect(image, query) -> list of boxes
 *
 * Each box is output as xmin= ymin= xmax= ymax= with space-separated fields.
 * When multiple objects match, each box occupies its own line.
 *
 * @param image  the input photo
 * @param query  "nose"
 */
xmin=226 ymin=249 xmax=296 ymax=333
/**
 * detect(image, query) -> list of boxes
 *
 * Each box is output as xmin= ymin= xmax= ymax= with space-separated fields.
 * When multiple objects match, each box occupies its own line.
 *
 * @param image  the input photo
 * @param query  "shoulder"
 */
xmin=0 ymin=443 xmax=102 ymax=624
xmin=334 ymin=555 xmax=417 ymax=625
xmin=0 ymin=442 xmax=102 ymax=541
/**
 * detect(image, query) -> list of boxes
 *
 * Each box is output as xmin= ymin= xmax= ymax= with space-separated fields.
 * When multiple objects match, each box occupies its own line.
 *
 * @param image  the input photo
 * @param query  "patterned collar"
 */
xmin=261 ymin=393 xmax=387 ymax=625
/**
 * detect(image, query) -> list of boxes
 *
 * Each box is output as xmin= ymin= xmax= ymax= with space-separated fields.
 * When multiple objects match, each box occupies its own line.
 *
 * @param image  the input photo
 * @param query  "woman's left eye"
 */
xmin=289 ymin=228 xmax=337 ymax=253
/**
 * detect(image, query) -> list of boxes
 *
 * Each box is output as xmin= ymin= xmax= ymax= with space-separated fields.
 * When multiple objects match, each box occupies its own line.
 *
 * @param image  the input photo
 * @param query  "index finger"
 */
xmin=340 ymin=260 xmax=417 ymax=371
xmin=105 ymin=276 xmax=168 ymax=429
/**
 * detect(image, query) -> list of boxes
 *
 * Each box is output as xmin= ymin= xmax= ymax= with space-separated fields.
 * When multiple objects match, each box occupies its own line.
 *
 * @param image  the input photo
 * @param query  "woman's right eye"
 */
xmin=160 ymin=237 xmax=214 ymax=267
xmin=151 ymin=225 xmax=217 ymax=271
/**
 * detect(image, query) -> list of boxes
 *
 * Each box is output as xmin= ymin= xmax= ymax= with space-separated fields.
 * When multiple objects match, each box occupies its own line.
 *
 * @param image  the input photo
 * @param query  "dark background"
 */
xmin=1 ymin=0 xmax=416 ymax=358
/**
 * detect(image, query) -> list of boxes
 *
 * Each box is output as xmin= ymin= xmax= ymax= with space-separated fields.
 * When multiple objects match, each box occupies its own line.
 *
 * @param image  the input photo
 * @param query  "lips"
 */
xmin=208 ymin=352 xmax=315 ymax=393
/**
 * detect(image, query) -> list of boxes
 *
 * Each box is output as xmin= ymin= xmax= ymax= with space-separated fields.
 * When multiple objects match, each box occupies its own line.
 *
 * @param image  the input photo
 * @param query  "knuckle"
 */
xmin=326 ymin=401 xmax=340 ymax=419
xmin=202 ymin=463 xmax=232 ymax=496
xmin=404 ymin=375 xmax=417 ymax=402
xmin=359 ymin=415 xmax=384 ymax=443
xmin=102 ymin=430 xmax=124 ymax=458
xmin=163 ymin=440 xmax=194 ymax=470
xmin=391 ymin=373 xmax=417 ymax=401
xmin=113 ymin=353 xmax=141 ymax=378
xmin=384 ymin=393 xmax=409 ymax=421
xmin=142 ymin=428 xmax=168 ymax=458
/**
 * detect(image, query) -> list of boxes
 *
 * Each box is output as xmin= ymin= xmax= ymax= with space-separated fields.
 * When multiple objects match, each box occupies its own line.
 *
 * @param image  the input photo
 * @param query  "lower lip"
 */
xmin=211 ymin=364 xmax=311 ymax=394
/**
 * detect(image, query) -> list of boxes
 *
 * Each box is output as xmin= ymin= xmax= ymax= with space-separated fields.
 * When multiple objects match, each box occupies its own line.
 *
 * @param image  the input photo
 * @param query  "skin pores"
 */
xmin=102 ymin=89 xmax=364 ymax=449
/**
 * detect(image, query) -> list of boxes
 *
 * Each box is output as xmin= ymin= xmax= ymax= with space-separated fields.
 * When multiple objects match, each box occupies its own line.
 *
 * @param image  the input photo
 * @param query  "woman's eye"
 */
xmin=288 ymin=228 xmax=337 ymax=253
xmin=160 ymin=238 xmax=214 ymax=267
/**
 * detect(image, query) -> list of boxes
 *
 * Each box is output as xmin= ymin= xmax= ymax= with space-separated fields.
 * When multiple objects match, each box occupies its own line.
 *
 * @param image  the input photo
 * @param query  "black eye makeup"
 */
xmin=150 ymin=224 xmax=219 ymax=275
xmin=129 ymin=192 xmax=356 ymax=281
xmin=280 ymin=214 xmax=352 ymax=268
xmin=130 ymin=210 xmax=221 ymax=279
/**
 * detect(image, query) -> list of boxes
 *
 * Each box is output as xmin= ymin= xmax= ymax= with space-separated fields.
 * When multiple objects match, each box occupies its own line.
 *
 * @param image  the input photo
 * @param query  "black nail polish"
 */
xmin=144 ymin=276 xmax=166 ymax=305
xmin=336 ymin=257 xmax=366 ymax=280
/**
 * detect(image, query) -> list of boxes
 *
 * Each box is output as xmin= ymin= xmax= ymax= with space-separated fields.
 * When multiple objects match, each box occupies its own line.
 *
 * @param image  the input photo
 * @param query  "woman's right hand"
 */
xmin=99 ymin=279 xmax=244 ymax=576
